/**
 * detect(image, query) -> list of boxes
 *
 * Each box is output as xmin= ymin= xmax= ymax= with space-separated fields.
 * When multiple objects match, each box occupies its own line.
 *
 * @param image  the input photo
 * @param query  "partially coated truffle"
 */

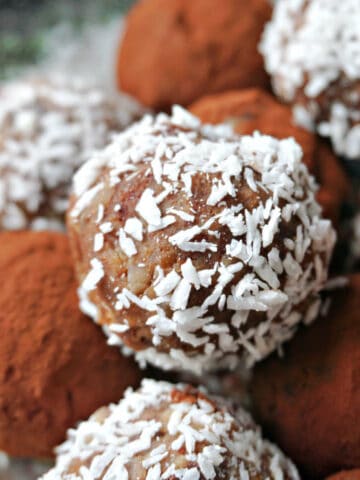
xmin=67 ymin=106 xmax=335 ymax=374
xmin=0 ymin=74 xmax=144 ymax=230
xmin=190 ymin=88 xmax=349 ymax=226
xmin=0 ymin=231 xmax=142 ymax=458
xmin=118 ymin=0 xmax=272 ymax=111
xmin=250 ymin=275 xmax=360 ymax=479
xmin=260 ymin=0 xmax=360 ymax=160
xmin=40 ymin=379 xmax=300 ymax=480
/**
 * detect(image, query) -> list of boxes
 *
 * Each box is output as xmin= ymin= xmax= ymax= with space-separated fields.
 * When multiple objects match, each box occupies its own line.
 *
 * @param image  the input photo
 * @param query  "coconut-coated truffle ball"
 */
xmin=190 ymin=88 xmax=349 ymax=226
xmin=117 ymin=0 xmax=272 ymax=111
xmin=0 ymin=74 xmax=145 ymax=231
xmin=40 ymin=379 xmax=300 ymax=480
xmin=0 ymin=231 xmax=142 ymax=458
xmin=67 ymin=107 xmax=335 ymax=374
xmin=250 ymin=275 xmax=360 ymax=479
xmin=260 ymin=0 xmax=360 ymax=160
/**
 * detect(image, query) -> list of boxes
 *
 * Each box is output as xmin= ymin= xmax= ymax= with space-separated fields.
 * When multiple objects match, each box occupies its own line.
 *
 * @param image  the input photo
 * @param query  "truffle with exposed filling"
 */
xmin=0 ymin=74 xmax=145 ymax=231
xmin=40 ymin=379 xmax=300 ymax=480
xmin=260 ymin=0 xmax=360 ymax=160
xmin=117 ymin=0 xmax=272 ymax=111
xmin=190 ymin=88 xmax=349 ymax=226
xmin=250 ymin=275 xmax=360 ymax=479
xmin=0 ymin=231 xmax=142 ymax=458
xmin=67 ymin=106 xmax=336 ymax=374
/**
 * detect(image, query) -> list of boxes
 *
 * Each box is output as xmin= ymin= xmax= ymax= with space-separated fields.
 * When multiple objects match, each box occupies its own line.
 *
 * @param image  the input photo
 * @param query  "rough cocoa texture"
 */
xmin=0 ymin=231 xmax=142 ymax=458
xmin=250 ymin=275 xmax=360 ymax=479
xmin=118 ymin=0 xmax=271 ymax=110
xmin=327 ymin=471 xmax=360 ymax=480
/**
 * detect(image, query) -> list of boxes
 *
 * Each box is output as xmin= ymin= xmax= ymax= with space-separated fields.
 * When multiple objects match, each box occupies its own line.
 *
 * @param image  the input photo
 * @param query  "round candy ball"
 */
xmin=40 ymin=379 xmax=300 ymax=480
xmin=0 ymin=231 xmax=142 ymax=458
xmin=67 ymin=106 xmax=336 ymax=374
xmin=0 ymin=74 xmax=144 ymax=231
xmin=260 ymin=0 xmax=360 ymax=160
xmin=118 ymin=0 xmax=271 ymax=111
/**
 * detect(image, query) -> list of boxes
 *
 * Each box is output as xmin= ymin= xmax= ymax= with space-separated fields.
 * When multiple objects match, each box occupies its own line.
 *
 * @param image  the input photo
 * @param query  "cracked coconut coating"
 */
xmin=0 ymin=231 xmax=142 ymax=458
xmin=40 ymin=379 xmax=300 ymax=480
xmin=0 ymin=74 xmax=145 ymax=231
xmin=190 ymin=88 xmax=349 ymax=226
xmin=67 ymin=107 xmax=336 ymax=374
xmin=118 ymin=0 xmax=271 ymax=111
xmin=260 ymin=0 xmax=360 ymax=160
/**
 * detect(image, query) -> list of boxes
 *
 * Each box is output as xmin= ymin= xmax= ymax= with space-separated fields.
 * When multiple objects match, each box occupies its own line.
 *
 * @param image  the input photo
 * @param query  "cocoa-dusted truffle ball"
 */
xmin=67 ymin=106 xmax=335 ymax=374
xmin=0 ymin=231 xmax=142 ymax=458
xmin=190 ymin=88 xmax=349 ymax=226
xmin=260 ymin=0 xmax=360 ymax=160
xmin=250 ymin=275 xmax=360 ymax=479
xmin=117 ymin=0 xmax=272 ymax=111
xmin=0 ymin=75 xmax=145 ymax=231
xmin=327 ymin=472 xmax=360 ymax=480
xmin=40 ymin=379 xmax=300 ymax=480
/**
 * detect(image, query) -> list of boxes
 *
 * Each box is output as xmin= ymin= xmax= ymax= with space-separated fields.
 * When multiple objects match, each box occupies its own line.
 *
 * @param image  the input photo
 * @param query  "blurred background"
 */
xmin=0 ymin=0 xmax=135 ymax=80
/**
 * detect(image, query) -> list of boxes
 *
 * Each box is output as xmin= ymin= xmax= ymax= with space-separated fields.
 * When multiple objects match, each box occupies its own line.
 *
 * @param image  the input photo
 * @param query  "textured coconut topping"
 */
xmin=40 ymin=379 xmax=300 ymax=480
xmin=71 ymin=106 xmax=336 ymax=373
xmin=0 ymin=74 xmax=144 ymax=230
xmin=260 ymin=0 xmax=360 ymax=100
xmin=260 ymin=0 xmax=360 ymax=159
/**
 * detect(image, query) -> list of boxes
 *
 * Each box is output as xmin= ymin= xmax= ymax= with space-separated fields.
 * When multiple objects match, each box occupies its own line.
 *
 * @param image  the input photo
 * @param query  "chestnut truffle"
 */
xmin=40 ymin=379 xmax=300 ymax=480
xmin=0 ymin=74 xmax=144 ymax=231
xmin=260 ymin=0 xmax=360 ymax=160
xmin=0 ymin=231 xmax=142 ymax=458
xmin=117 ymin=0 xmax=272 ymax=111
xmin=67 ymin=106 xmax=335 ymax=374
xmin=250 ymin=275 xmax=360 ymax=479
xmin=190 ymin=88 xmax=349 ymax=226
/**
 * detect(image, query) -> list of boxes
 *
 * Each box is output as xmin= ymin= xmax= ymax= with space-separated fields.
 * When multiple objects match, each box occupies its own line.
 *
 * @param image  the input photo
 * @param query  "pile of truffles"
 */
xmin=0 ymin=0 xmax=359 ymax=479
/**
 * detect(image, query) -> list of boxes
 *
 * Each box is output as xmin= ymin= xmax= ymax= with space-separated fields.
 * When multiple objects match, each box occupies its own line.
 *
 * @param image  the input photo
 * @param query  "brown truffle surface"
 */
xmin=117 ymin=0 xmax=271 ymax=111
xmin=190 ymin=88 xmax=349 ymax=226
xmin=250 ymin=274 xmax=360 ymax=479
xmin=327 ymin=471 xmax=360 ymax=480
xmin=0 ymin=231 xmax=142 ymax=458
xmin=40 ymin=379 xmax=300 ymax=480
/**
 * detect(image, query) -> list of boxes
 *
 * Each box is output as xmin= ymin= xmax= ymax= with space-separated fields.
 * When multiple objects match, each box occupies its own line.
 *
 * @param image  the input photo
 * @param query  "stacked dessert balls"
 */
xmin=0 ymin=0 xmax=359 ymax=479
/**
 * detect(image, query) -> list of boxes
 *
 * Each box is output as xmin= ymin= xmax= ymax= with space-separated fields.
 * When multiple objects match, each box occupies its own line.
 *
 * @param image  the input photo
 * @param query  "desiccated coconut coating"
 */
xmin=190 ymin=88 xmax=349 ymax=226
xmin=67 ymin=107 xmax=336 ymax=374
xmin=40 ymin=379 xmax=300 ymax=480
xmin=0 ymin=74 xmax=145 ymax=231
xmin=260 ymin=0 xmax=360 ymax=160
xmin=118 ymin=0 xmax=271 ymax=111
